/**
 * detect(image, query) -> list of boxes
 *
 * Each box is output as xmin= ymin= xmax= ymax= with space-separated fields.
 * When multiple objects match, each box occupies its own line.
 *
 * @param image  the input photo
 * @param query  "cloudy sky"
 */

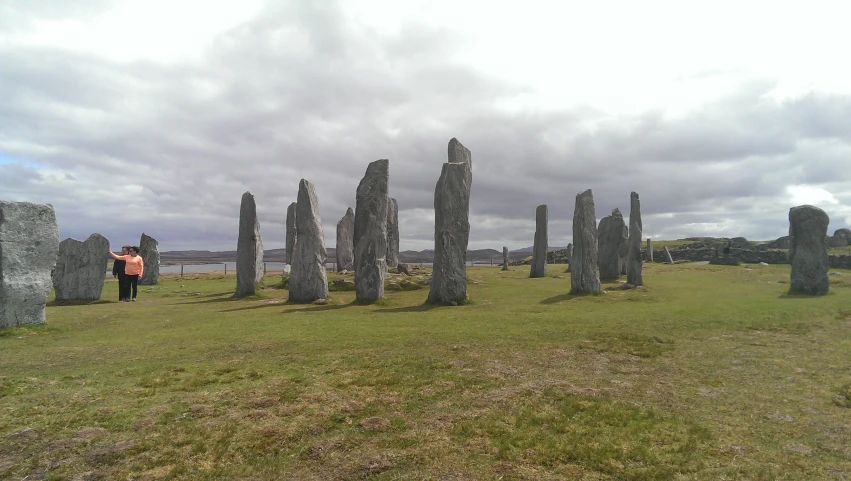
xmin=2 ymin=0 xmax=850 ymax=252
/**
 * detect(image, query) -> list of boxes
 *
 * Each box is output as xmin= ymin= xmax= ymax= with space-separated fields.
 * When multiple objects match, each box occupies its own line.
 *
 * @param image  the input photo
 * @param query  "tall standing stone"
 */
xmin=502 ymin=246 xmax=509 ymax=271
xmin=597 ymin=208 xmax=626 ymax=281
xmin=788 ymin=205 xmax=829 ymax=295
xmin=646 ymin=239 xmax=654 ymax=262
xmin=428 ymin=138 xmax=472 ymax=304
xmin=336 ymin=208 xmax=355 ymax=272
xmin=52 ymin=233 xmax=110 ymax=301
xmin=565 ymin=243 xmax=574 ymax=272
xmin=138 ymin=233 xmax=160 ymax=285
xmin=285 ymin=202 xmax=297 ymax=265
xmin=290 ymin=180 xmax=329 ymax=302
xmin=354 ymin=160 xmax=390 ymax=302
xmin=627 ymin=192 xmax=643 ymax=286
xmin=387 ymin=198 xmax=400 ymax=268
xmin=0 ymin=201 xmax=59 ymax=327
xmin=570 ymin=189 xmax=600 ymax=294
xmin=618 ymin=224 xmax=629 ymax=275
xmin=235 ymin=192 xmax=263 ymax=298
xmin=530 ymin=205 xmax=548 ymax=278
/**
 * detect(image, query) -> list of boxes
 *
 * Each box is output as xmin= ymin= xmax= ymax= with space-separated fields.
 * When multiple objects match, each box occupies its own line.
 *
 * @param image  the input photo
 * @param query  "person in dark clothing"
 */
xmin=112 ymin=245 xmax=130 ymax=301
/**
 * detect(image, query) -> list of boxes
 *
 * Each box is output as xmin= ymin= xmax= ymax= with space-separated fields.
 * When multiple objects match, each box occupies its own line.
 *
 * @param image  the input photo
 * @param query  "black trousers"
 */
xmin=117 ymin=273 xmax=127 ymax=300
xmin=124 ymin=275 xmax=139 ymax=300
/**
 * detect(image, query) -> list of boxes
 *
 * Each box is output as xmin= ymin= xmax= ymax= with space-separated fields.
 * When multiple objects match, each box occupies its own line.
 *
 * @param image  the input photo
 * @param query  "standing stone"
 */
xmin=336 ymin=208 xmax=355 ymax=271
xmin=52 ymin=234 xmax=110 ymax=301
xmin=386 ymin=198 xmax=400 ymax=269
xmin=570 ymin=189 xmax=600 ymax=294
xmin=530 ymin=205 xmax=548 ymax=278
xmin=664 ymin=246 xmax=674 ymax=264
xmin=0 ymin=201 xmax=59 ymax=327
xmin=618 ymin=225 xmax=629 ymax=275
xmin=627 ymin=192 xmax=643 ymax=286
xmin=234 ymin=192 xmax=263 ymax=298
xmin=834 ymin=228 xmax=851 ymax=245
xmin=285 ymin=202 xmax=297 ymax=265
xmin=565 ymin=243 xmax=574 ymax=272
xmin=354 ymin=160 xmax=389 ymax=302
xmin=138 ymin=233 xmax=160 ymax=285
xmin=290 ymin=180 xmax=329 ymax=302
xmin=788 ymin=205 xmax=829 ymax=295
xmin=428 ymin=138 xmax=472 ymax=304
xmin=502 ymin=246 xmax=509 ymax=270
xmin=646 ymin=239 xmax=654 ymax=262
xmin=597 ymin=208 xmax=626 ymax=281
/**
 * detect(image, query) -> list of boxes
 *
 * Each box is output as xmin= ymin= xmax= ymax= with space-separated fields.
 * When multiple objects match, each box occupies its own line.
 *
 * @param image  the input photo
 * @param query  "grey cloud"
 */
xmin=1 ymin=0 xmax=850 ymax=252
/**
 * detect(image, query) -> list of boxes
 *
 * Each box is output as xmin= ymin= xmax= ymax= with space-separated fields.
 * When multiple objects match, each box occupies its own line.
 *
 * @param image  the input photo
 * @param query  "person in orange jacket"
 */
xmin=108 ymin=246 xmax=144 ymax=302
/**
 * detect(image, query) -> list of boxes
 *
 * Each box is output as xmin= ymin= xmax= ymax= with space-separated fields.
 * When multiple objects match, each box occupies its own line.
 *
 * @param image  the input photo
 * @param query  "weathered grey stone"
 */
xmin=428 ymin=138 xmax=472 ymax=304
xmin=336 ymin=207 xmax=354 ymax=272
xmin=767 ymin=235 xmax=791 ymax=249
xmin=618 ymin=224 xmax=629 ymax=275
xmin=597 ymin=208 xmax=625 ymax=281
xmin=285 ymin=202 xmax=297 ymax=265
xmin=138 ymin=233 xmax=160 ymax=285
xmin=397 ymin=262 xmax=410 ymax=276
xmin=664 ymin=246 xmax=674 ymax=264
xmin=530 ymin=205 xmax=548 ymax=278
xmin=354 ymin=160 xmax=389 ymax=303
xmin=570 ymin=189 xmax=600 ymax=294
xmin=646 ymin=239 xmax=653 ymax=261
xmin=52 ymin=234 xmax=109 ymax=301
xmin=788 ymin=205 xmax=829 ymax=295
xmin=0 ymin=201 xmax=59 ymax=327
xmin=627 ymin=193 xmax=643 ymax=285
xmin=386 ymin=198 xmax=399 ymax=269
xmin=564 ymin=243 xmax=574 ymax=272
xmin=502 ymin=246 xmax=509 ymax=271
xmin=234 ymin=192 xmax=263 ymax=298
xmin=290 ymin=180 xmax=329 ymax=302
xmin=828 ymin=228 xmax=850 ymax=247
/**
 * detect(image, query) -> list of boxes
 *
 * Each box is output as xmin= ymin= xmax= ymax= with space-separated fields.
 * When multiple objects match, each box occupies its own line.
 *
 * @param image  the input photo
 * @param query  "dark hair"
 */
xmin=122 ymin=245 xmax=132 ymax=250
xmin=130 ymin=246 xmax=140 ymax=253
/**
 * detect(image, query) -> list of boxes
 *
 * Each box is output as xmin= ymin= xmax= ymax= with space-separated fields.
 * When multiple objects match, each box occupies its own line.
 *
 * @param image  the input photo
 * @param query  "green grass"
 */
xmin=2 ymin=263 xmax=851 ymax=479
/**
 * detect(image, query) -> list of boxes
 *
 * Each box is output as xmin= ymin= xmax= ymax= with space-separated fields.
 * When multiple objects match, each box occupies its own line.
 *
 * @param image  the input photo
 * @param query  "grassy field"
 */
xmin=2 ymin=262 xmax=851 ymax=480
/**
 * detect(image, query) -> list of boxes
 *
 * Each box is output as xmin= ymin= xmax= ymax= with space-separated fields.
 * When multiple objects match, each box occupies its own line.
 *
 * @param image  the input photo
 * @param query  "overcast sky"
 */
xmin=2 ymin=0 xmax=850 ymax=252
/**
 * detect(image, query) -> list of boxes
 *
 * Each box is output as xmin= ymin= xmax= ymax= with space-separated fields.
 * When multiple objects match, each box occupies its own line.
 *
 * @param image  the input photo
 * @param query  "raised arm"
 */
xmin=108 ymin=251 xmax=126 ymax=260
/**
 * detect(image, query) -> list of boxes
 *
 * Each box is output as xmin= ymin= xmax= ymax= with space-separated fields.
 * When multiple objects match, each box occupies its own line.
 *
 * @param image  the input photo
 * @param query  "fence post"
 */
xmin=224 ymin=263 xmax=227 ymax=275
xmin=180 ymin=264 xmax=184 ymax=277
xmin=264 ymin=262 xmax=267 ymax=275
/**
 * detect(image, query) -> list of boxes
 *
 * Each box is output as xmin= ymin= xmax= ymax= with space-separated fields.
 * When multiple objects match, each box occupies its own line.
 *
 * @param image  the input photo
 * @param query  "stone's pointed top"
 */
xmin=289 ymin=201 xmax=297 ymax=208
xmin=631 ymin=191 xmax=640 ymax=199
xmin=366 ymin=159 xmax=390 ymax=173
xmin=448 ymin=138 xmax=472 ymax=166
xmin=577 ymin=189 xmax=593 ymax=199
xmin=346 ymin=207 xmax=354 ymax=215
xmin=612 ymin=208 xmax=622 ymax=217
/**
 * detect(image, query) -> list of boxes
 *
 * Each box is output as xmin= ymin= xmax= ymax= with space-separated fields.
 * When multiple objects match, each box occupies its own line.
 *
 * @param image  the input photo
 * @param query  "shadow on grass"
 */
xmin=376 ymin=303 xmax=442 ymax=313
xmin=540 ymin=293 xmax=587 ymax=304
xmin=47 ymin=299 xmax=113 ymax=307
xmin=778 ymin=291 xmax=832 ymax=299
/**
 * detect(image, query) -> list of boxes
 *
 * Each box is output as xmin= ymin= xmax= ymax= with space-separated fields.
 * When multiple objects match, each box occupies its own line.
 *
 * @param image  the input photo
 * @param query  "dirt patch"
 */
xmin=7 ymin=427 xmax=38 ymax=441
xmin=75 ymin=427 xmax=108 ymax=441
xmin=249 ymin=397 xmax=279 ymax=408
xmin=85 ymin=440 xmax=137 ymax=466
xmin=189 ymin=404 xmax=215 ymax=417
xmin=361 ymin=417 xmax=390 ymax=431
